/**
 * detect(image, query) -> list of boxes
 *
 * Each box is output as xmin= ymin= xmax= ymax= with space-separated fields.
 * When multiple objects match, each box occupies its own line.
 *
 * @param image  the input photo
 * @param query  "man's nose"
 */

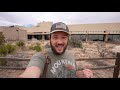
xmin=57 ymin=38 xmax=63 ymax=44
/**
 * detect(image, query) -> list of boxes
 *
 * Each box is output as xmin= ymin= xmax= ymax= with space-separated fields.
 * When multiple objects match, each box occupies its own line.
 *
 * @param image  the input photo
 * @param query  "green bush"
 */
xmin=0 ymin=44 xmax=16 ymax=56
xmin=0 ymin=33 xmax=5 ymax=46
xmin=29 ymin=45 xmax=34 ymax=50
xmin=16 ymin=41 xmax=25 ymax=47
xmin=36 ymin=42 xmax=40 ymax=46
xmin=5 ymin=44 xmax=16 ymax=54
xmin=29 ymin=43 xmax=42 ymax=52
xmin=69 ymin=38 xmax=83 ymax=48
xmin=0 ymin=45 xmax=8 ymax=56
xmin=34 ymin=45 xmax=42 ymax=52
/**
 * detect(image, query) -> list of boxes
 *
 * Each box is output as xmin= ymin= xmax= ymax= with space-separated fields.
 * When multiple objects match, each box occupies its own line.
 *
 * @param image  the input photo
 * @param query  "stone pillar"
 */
xmin=85 ymin=34 xmax=88 ymax=42
xmin=104 ymin=34 xmax=108 ymax=42
xmin=32 ymin=35 xmax=34 ymax=39
xmin=42 ymin=35 xmax=45 ymax=40
xmin=104 ymin=30 xmax=109 ymax=42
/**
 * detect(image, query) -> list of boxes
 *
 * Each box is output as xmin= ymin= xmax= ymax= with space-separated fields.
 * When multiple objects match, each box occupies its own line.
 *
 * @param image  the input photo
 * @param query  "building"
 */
xmin=20 ymin=21 xmax=52 ymax=41
xmin=20 ymin=21 xmax=120 ymax=42
xmin=1 ymin=21 xmax=120 ymax=42
xmin=68 ymin=23 xmax=120 ymax=42
xmin=0 ymin=26 xmax=27 ymax=42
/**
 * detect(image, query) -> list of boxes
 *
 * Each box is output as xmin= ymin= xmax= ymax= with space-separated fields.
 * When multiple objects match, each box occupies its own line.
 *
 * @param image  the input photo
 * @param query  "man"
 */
xmin=19 ymin=22 xmax=93 ymax=78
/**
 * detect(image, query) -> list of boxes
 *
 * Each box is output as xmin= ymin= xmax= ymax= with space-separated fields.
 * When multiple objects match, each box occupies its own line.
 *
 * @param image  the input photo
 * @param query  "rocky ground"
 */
xmin=0 ymin=41 xmax=120 ymax=78
xmin=73 ymin=41 xmax=119 ymax=78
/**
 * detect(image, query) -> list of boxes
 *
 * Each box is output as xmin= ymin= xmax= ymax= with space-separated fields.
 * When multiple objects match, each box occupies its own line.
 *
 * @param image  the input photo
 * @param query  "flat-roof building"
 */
xmin=0 ymin=26 xmax=27 ymax=42
xmin=1 ymin=21 xmax=120 ymax=42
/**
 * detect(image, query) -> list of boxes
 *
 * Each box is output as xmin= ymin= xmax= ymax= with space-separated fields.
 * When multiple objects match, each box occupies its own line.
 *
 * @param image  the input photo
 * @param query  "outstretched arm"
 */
xmin=18 ymin=66 xmax=42 ymax=78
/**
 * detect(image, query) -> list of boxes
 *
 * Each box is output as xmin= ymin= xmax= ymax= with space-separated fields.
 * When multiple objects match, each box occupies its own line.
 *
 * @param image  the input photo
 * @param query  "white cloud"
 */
xmin=0 ymin=20 xmax=21 ymax=26
xmin=0 ymin=12 xmax=120 ymax=26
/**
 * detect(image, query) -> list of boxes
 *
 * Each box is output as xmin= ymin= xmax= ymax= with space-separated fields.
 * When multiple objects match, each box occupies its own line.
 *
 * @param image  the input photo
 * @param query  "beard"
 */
xmin=50 ymin=40 xmax=68 ymax=55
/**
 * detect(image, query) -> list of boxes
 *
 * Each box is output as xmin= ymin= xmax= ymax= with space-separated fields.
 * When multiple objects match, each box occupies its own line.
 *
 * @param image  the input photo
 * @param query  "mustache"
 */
xmin=50 ymin=41 xmax=68 ymax=55
xmin=55 ymin=44 xmax=64 ymax=46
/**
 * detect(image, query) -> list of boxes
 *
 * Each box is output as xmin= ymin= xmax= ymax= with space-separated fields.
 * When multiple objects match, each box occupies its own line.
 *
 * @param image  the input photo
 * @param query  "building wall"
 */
xmin=18 ymin=29 xmax=27 ymax=41
xmin=20 ymin=22 xmax=120 ymax=35
xmin=0 ymin=27 xmax=27 ymax=41
xmin=19 ymin=22 xmax=120 ymax=42
xmin=1 ymin=22 xmax=120 ymax=42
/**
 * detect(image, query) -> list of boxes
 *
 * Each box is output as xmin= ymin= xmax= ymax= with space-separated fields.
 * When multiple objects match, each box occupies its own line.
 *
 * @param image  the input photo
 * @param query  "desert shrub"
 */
xmin=16 ymin=41 xmax=25 ymax=47
xmin=0 ymin=45 xmax=8 ymax=56
xmin=29 ymin=43 xmax=42 ymax=52
xmin=34 ymin=45 xmax=42 ymax=52
xmin=0 ymin=33 xmax=5 ymax=46
xmin=5 ymin=44 xmax=16 ymax=54
xmin=96 ymin=42 xmax=109 ymax=57
xmin=0 ymin=44 xmax=16 ymax=56
xmin=29 ymin=45 xmax=34 ymax=50
xmin=69 ymin=37 xmax=83 ymax=48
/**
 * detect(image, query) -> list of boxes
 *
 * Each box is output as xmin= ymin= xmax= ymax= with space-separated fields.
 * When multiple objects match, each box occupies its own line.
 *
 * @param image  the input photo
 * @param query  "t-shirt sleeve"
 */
xmin=27 ymin=52 xmax=46 ymax=73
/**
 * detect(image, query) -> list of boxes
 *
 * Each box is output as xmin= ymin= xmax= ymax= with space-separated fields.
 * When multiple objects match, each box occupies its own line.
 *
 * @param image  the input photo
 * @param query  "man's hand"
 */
xmin=82 ymin=69 xmax=93 ymax=78
xmin=76 ymin=64 xmax=93 ymax=78
xmin=82 ymin=64 xmax=93 ymax=78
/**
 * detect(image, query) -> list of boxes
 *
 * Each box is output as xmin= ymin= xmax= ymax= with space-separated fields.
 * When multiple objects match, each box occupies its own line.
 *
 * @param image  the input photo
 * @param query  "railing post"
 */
xmin=113 ymin=52 xmax=120 ymax=78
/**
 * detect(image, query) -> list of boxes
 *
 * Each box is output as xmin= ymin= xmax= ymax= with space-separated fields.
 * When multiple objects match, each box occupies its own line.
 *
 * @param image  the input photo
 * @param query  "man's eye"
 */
xmin=53 ymin=37 xmax=58 ymax=39
xmin=62 ymin=37 xmax=67 ymax=39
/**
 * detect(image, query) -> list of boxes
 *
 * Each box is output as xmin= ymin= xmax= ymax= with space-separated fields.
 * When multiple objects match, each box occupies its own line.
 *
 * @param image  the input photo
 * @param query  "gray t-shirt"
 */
xmin=27 ymin=48 xmax=77 ymax=78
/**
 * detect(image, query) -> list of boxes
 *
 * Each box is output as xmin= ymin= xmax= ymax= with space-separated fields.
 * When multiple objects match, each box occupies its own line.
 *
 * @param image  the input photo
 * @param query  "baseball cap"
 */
xmin=50 ymin=22 xmax=69 ymax=34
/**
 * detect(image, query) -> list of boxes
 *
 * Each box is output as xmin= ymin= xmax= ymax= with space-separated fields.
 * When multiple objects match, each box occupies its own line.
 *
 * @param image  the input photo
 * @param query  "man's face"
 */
xmin=50 ymin=31 xmax=69 ymax=55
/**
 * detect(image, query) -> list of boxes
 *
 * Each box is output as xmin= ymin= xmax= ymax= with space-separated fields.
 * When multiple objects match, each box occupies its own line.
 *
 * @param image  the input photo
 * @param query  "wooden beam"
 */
xmin=78 ymin=65 xmax=116 ymax=70
xmin=0 ymin=57 xmax=30 ymax=61
xmin=76 ymin=58 xmax=117 ymax=61
xmin=0 ymin=67 xmax=26 ymax=70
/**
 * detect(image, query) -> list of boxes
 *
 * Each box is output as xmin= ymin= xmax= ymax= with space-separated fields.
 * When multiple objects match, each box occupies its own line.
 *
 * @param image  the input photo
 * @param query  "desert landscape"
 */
xmin=0 ymin=12 xmax=120 ymax=78
xmin=0 ymin=40 xmax=120 ymax=78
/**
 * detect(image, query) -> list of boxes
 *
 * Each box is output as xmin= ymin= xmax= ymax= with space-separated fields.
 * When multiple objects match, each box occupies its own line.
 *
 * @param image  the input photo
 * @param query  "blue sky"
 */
xmin=0 ymin=12 xmax=120 ymax=26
